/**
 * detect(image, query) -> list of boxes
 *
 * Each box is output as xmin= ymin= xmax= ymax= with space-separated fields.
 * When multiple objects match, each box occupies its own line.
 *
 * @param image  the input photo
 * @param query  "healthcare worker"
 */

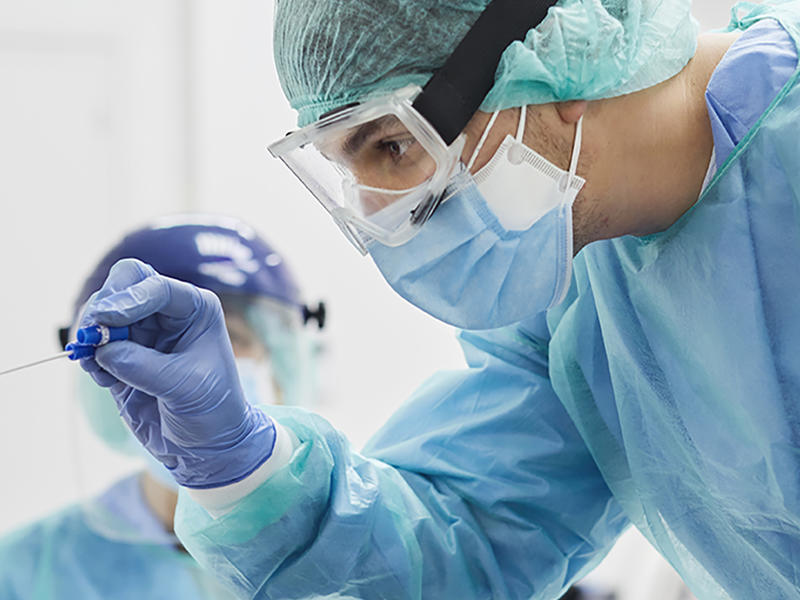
xmin=0 ymin=216 xmax=322 ymax=599
xmin=73 ymin=0 xmax=800 ymax=598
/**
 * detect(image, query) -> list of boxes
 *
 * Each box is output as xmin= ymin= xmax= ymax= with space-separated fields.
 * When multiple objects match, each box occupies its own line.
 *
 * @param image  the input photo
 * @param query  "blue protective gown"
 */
xmin=0 ymin=475 xmax=235 ymax=599
xmin=175 ymin=3 xmax=800 ymax=599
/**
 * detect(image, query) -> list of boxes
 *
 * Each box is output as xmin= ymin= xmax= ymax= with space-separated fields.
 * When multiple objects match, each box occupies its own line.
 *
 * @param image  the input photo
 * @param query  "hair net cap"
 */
xmin=274 ymin=0 xmax=699 ymax=127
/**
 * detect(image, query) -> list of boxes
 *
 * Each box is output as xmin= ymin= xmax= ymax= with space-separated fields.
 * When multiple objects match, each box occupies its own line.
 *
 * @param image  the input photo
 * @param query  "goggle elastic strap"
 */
xmin=411 ymin=0 xmax=559 ymax=146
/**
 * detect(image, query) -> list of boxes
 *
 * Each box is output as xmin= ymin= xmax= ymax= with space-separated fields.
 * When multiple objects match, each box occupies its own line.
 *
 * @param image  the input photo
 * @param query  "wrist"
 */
xmin=185 ymin=420 xmax=298 ymax=516
xmin=172 ymin=412 xmax=277 ymax=489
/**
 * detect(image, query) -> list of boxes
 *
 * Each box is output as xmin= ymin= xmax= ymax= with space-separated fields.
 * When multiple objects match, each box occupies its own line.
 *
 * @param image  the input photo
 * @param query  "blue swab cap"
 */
xmin=66 ymin=343 xmax=97 ymax=360
xmin=66 ymin=325 xmax=129 ymax=360
xmin=76 ymin=325 xmax=129 ymax=346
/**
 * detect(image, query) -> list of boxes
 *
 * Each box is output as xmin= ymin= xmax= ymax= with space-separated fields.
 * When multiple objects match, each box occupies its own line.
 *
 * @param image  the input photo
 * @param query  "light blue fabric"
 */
xmin=369 ymin=170 xmax=574 ymax=329
xmin=274 ymin=0 xmax=698 ymax=127
xmin=170 ymin=4 xmax=800 ymax=599
xmin=79 ymin=259 xmax=276 ymax=489
xmin=545 ymin=8 xmax=800 ymax=597
xmin=0 ymin=475 xmax=235 ymax=599
xmin=176 ymin=342 xmax=628 ymax=599
xmin=706 ymin=17 xmax=799 ymax=168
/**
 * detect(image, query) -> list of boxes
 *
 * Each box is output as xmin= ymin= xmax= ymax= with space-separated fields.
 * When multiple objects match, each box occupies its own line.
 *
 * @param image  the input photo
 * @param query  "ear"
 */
xmin=556 ymin=100 xmax=588 ymax=124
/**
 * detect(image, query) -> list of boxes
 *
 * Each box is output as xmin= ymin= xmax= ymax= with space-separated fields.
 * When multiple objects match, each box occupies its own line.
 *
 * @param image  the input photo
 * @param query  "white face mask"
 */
xmin=467 ymin=105 xmax=585 ymax=231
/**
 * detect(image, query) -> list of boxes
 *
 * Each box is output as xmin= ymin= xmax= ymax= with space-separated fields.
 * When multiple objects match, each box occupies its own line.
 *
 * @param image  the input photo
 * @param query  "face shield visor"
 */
xmin=269 ymin=0 xmax=558 ymax=254
xmin=221 ymin=293 xmax=315 ymax=408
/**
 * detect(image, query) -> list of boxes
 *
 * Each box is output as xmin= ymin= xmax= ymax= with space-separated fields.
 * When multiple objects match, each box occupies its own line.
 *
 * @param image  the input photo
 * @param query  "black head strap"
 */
xmin=412 ymin=0 xmax=558 ymax=145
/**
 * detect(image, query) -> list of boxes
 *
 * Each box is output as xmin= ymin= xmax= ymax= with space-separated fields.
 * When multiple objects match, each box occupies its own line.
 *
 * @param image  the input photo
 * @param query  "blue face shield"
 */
xmin=368 ymin=113 xmax=584 ymax=330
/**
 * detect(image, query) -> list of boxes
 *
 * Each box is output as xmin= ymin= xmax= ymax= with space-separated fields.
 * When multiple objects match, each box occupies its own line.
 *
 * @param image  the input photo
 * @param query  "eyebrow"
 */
xmin=341 ymin=116 xmax=396 ymax=157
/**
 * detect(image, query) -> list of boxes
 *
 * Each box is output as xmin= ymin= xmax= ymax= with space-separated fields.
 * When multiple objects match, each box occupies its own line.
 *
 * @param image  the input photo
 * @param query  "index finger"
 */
xmin=78 ymin=259 xmax=158 ymax=328
xmin=83 ymin=271 xmax=204 ymax=328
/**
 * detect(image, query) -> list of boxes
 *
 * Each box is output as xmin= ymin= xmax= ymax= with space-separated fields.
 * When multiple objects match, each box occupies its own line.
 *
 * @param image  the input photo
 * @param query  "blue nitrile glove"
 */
xmin=78 ymin=258 xmax=276 ymax=489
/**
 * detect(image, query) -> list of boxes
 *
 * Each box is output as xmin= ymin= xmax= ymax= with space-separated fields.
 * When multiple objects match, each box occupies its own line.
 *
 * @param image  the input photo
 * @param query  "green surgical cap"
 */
xmin=274 ymin=0 xmax=699 ymax=127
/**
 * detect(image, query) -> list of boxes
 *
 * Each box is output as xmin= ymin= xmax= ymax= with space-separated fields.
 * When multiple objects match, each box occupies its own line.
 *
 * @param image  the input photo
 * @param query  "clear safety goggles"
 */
xmin=268 ymin=86 xmax=465 ymax=254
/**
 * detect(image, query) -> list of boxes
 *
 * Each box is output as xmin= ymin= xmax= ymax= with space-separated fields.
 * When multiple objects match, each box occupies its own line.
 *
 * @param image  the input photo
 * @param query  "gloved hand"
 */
xmin=78 ymin=258 xmax=276 ymax=489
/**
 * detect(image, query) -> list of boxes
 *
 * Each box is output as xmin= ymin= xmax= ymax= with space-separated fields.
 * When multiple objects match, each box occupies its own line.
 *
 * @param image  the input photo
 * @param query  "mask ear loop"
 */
xmin=516 ymin=104 xmax=527 ymax=142
xmin=560 ymin=115 xmax=584 ymax=193
xmin=550 ymin=114 xmax=585 ymax=309
xmin=465 ymin=110 xmax=501 ymax=172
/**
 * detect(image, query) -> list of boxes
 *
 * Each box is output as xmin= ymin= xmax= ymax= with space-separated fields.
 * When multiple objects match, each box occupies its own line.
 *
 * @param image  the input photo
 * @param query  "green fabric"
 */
xmin=274 ymin=0 xmax=699 ymax=126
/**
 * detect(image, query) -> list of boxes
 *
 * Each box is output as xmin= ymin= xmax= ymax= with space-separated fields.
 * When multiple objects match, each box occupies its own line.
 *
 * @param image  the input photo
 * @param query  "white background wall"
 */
xmin=0 ymin=0 xmax=740 ymax=597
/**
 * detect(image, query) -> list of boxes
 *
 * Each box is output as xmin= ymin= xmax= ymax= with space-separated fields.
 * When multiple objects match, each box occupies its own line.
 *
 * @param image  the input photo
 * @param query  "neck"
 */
xmin=574 ymin=30 xmax=741 ymax=249
xmin=140 ymin=471 xmax=178 ymax=534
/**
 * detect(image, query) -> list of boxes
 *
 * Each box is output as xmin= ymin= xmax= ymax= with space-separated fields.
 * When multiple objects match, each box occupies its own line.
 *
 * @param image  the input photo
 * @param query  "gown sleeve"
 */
xmin=174 ymin=316 xmax=628 ymax=599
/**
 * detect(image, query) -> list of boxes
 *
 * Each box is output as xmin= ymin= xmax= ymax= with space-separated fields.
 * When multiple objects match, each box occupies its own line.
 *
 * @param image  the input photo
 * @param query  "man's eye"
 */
xmin=380 ymin=137 xmax=414 ymax=160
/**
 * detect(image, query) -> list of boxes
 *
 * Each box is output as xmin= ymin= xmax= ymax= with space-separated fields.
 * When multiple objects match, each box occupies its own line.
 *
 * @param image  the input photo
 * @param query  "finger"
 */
xmin=94 ymin=340 xmax=184 ymax=399
xmin=78 ymin=259 xmax=158 ymax=329
xmin=78 ymin=356 xmax=119 ymax=388
xmin=109 ymin=383 xmax=163 ymax=445
xmin=86 ymin=275 xmax=204 ymax=328
xmin=107 ymin=384 xmax=174 ymax=468
xmin=105 ymin=258 xmax=157 ymax=292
